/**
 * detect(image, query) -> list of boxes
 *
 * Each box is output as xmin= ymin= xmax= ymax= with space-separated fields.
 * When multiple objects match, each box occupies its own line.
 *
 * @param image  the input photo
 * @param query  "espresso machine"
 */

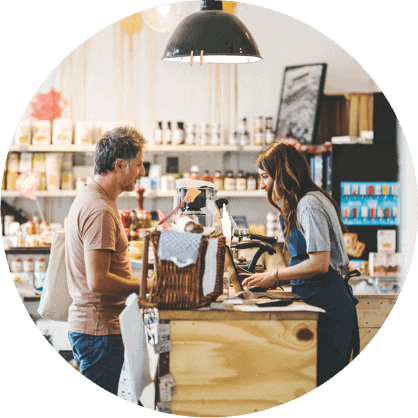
xmin=176 ymin=179 xmax=218 ymax=227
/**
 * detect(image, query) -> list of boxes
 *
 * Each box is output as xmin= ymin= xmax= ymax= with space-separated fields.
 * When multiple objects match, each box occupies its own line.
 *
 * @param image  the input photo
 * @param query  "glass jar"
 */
xmin=224 ymin=171 xmax=236 ymax=191
xmin=213 ymin=171 xmax=224 ymax=190
xmin=236 ymin=171 xmax=247 ymax=191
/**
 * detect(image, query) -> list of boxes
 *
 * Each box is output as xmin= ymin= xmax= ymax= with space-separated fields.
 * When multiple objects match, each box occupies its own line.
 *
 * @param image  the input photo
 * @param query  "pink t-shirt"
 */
xmin=65 ymin=182 xmax=133 ymax=335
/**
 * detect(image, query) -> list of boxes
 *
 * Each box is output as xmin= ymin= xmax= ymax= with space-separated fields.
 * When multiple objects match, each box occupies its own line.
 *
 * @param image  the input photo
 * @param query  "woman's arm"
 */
xmin=241 ymin=251 xmax=330 ymax=289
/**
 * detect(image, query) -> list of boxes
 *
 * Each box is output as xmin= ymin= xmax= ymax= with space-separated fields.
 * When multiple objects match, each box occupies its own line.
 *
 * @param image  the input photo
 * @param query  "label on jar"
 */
xmin=35 ymin=257 xmax=47 ymax=272
xmin=11 ymin=257 xmax=23 ymax=273
xmin=236 ymin=178 xmax=247 ymax=191
xmin=247 ymin=178 xmax=257 ymax=191
xmin=23 ymin=257 xmax=34 ymax=273
xmin=224 ymin=178 xmax=236 ymax=191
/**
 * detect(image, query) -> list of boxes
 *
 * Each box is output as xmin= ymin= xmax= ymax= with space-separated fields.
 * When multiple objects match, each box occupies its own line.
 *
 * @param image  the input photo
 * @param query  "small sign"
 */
xmin=16 ymin=168 xmax=41 ymax=200
xmin=154 ymin=340 xmax=173 ymax=354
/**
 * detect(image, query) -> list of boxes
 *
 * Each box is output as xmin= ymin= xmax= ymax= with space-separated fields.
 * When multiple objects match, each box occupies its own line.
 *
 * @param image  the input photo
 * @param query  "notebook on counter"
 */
xmin=224 ymin=246 xmax=303 ymax=301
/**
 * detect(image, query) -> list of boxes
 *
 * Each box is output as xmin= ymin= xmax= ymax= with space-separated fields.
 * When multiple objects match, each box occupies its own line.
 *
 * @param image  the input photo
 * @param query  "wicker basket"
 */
xmin=139 ymin=230 xmax=226 ymax=310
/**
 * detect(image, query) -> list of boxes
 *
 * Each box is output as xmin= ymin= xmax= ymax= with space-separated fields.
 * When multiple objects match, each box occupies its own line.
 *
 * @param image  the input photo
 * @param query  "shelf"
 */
xmin=9 ymin=144 xmax=96 ymax=153
xmin=2 ymin=190 xmax=266 ymax=199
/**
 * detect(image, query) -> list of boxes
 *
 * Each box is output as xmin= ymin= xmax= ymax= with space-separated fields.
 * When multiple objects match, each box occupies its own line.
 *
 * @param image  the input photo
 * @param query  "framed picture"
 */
xmin=275 ymin=63 xmax=327 ymax=145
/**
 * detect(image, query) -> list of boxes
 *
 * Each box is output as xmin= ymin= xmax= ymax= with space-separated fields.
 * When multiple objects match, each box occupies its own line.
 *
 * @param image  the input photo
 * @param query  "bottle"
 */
xmin=247 ymin=173 xmax=257 ymax=191
xmin=265 ymin=117 xmax=275 ymax=145
xmin=154 ymin=121 xmax=163 ymax=145
xmin=185 ymin=123 xmax=196 ymax=145
xmin=238 ymin=118 xmax=250 ymax=146
xmin=164 ymin=122 xmax=172 ymax=145
xmin=229 ymin=131 xmax=238 ymax=146
xmin=190 ymin=165 xmax=199 ymax=180
xmin=213 ymin=170 xmax=224 ymax=190
xmin=173 ymin=122 xmax=185 ymax=145
xmin=236 ymin=170 xmax=247 ymax=191
xmin=129 ymin=210 xmax=139 ymax=241
xmin=254 ymin=116 xmax=264 ymax=146
xmin=199 ymin=123 xmax=209 ymax=146
xmin=224 ymin=171 xmax=236 ymax=191
xmin=211 ymin=122 xmax=221 ymax=146
xmin=201 ymin=170 xmax=213 ymax=183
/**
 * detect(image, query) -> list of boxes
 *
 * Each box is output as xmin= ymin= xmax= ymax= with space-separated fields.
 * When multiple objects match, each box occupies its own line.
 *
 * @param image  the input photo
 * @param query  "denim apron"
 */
xmin=279 ymin=215 xmax=360 ymax=386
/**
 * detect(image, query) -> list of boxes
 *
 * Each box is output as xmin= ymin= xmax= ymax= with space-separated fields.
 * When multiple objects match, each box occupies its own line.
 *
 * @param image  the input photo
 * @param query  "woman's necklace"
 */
xmin=92 ymin=179 xmax=111 ymax=200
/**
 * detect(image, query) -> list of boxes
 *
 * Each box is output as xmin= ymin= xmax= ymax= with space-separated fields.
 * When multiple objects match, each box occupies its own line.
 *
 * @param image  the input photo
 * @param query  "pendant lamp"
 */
xmin=161 ymin=1 xmax=262 ymax=64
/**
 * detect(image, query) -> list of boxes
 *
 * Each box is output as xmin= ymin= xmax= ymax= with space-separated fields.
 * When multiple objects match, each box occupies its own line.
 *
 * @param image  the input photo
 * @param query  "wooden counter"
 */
xmin=155 ymin=303 xmax=320 ymax=417
xmin=355 ymin=294 xmax=398 ymax=352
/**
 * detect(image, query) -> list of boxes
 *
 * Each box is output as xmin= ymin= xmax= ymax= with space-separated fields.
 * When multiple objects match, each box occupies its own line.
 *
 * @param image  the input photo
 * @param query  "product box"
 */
xmin=15 ymin=121 xmax=31 ymax=146
xmin=377 ymin=229 xmax=396 ymax=253
xmin=45 ymin=153 xmax=63 ymax=190
xmin=61 ymin=153 xmax=74 ymax=190
xmin=18 ymin=152 xmax=33 ymax=173
xmin=368 ymin=252 xmax=387 ymax=276
xmin=32 ymin=153 xmax=47 ymax=190
xmin=349 ymin=259 xmax=369 ymax=276
xmin=32 ymin=120 xmax=51 ymax=145
xmin=75 ymin=121 xmax=94 ymax=145
xmin=52 ymin=118 xmax=73 ymax=145
xmin=386 ymin=253 xmax=402 ymax=276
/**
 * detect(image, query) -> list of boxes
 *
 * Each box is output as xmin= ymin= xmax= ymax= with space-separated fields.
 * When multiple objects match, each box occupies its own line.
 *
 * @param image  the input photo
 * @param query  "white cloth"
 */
xmin=202 ymin=238 xmax=219 ymax=296
xmin=38 ymin=231 xmax=72 ymax=321
xmin=119 ymin=293 xmax=159 ymax=408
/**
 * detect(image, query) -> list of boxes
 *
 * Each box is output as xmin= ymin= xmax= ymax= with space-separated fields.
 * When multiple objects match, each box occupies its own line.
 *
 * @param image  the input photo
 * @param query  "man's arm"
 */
xmin=85 ymin=249 xmax=140 ymax=295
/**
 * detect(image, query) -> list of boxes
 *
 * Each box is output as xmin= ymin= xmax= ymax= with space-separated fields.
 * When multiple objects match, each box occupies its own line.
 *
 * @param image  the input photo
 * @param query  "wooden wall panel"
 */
xmin=168 ymin=320 xmax=317 ymax=417
xmin=356 ymin=298 xmax=396 ymax=328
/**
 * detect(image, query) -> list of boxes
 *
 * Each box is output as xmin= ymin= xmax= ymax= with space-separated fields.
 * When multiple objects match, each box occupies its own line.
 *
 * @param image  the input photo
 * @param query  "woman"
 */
xmin=242 ymin=142 xmax=359 ymax=386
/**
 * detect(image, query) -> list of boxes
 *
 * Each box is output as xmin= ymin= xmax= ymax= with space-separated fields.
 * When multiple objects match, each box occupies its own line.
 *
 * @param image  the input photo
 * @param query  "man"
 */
xmin=65 ymin=126 xmax=148 ymax=396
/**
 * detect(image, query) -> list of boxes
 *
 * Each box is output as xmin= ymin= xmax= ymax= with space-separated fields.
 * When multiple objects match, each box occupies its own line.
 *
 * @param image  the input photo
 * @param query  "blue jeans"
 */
xmin=68 ymin=332 xmax=125 ymax=396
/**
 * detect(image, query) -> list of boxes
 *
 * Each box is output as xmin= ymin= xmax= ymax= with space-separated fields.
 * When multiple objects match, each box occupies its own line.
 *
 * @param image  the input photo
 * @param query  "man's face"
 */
xmin=120 ymin=148 xmax=145 ymax=192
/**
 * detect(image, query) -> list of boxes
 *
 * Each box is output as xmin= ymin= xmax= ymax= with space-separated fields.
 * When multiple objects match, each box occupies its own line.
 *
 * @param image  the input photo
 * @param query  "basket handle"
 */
xmin=140 ymin=230 xmax=150 ymax=302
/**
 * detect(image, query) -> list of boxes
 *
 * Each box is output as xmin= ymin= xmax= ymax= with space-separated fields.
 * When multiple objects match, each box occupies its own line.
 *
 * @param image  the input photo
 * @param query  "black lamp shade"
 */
xmin=161 ymin=3 xmax=262 ymax=64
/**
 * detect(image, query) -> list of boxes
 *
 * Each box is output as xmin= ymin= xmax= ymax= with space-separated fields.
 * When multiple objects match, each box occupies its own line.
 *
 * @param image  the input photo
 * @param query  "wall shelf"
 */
xmin=1 ymin=189 xmax=266 ymax=199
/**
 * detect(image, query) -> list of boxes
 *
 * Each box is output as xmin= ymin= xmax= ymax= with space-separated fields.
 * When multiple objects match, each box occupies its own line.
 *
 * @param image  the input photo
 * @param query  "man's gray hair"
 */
xmin=94 ymin=126 xmax=145 ymax=175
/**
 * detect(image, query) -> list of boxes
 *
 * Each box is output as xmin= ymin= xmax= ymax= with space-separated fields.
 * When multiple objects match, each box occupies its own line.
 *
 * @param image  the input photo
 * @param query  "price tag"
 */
xmin=157 ymin=401 xmax=171 ymax=414
xmin=154 ymin=340 xmax=173 ymax=354
xmin=157 ymin=324 xmax=171 ymax=342
xmin=159 ymin=386 xmax=172 ymax=402
xmin=16 ymin=168 xmax=41 ymax=200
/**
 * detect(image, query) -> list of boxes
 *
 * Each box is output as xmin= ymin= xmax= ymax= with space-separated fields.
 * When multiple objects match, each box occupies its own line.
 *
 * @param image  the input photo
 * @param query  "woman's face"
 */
xmin=258 ymin=168 xmax=279 ymax=201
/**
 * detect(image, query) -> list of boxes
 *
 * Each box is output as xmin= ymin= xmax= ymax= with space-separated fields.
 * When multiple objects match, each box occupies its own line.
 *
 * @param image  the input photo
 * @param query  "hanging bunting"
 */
xmin=223 ymin=1 xmax=236 ymax=14
xmin=120 ymin=13 xmax=143 ymax=36
xmin=30 ymin=88 xmax=67 ymax=124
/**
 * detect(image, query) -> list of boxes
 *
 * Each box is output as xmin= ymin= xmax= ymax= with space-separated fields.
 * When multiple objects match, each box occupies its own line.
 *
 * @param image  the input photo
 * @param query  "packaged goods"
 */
xmin=61 ymin=153 xmax=73 ymax=190
xmin=52 ymin=118 xmax=73 ymax=145
xmin=32 ymin=153 xmax=47 ymax=190
xmin=154 ymin=121 xmax=164 ymax=145
xmin=368 ymin=252 xmax=387 ymax=276
xmin=46 ymin=153 xmax=63 ymax=190
xmin=32 ymin=120 xmax=51 ymax=145
xmin=349 ymin=259 xmax=368 ymax=276
xmin=75 ymin=121 xmax=94 ymax=145
xmin=377 ymin=229 xmax=396 ymax=253
xmin=343 ymin=233 xmax=357 ymax=252
xmin=15 ymin=121 xmax=31 ymax=146
xmin=18 ymin=152 xmax=33 ymax=173
xmin=249 ymin=223 xmax=266 ymax=235
xmin=236 ymin=171 xmax=247 ymax=191
xmin=6 ymin=153 xmax=19 ymax=190
xmin=386 ymin=253 xmax=401 ymax=276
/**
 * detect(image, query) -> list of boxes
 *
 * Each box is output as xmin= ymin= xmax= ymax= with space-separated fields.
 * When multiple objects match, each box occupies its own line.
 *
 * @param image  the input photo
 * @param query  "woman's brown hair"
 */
xmin=256 ymin=142 xmax=348 ymax=241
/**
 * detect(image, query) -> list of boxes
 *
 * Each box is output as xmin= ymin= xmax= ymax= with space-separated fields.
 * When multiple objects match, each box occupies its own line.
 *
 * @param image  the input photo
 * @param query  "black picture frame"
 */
xmin=274 ymin=63 xmax=327 ymax=145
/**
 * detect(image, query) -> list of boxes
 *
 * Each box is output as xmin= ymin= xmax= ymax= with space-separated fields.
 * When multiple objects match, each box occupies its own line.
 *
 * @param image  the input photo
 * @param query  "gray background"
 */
xmin=0 ymin=0 xmax=418 ymax=417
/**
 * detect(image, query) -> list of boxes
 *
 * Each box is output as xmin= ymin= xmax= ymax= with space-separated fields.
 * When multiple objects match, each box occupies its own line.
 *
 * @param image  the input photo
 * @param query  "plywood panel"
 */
xmin=169 ymin=320 xmax=317 ymax=417
xmin=359 ymin=327 xmax=379 ymax=352
xmin=356 ymin=298 xmax=396 ymax=328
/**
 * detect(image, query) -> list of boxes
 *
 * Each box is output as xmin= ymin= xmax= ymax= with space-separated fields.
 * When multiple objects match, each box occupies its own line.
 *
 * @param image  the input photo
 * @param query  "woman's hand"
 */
xmin=241 ymin=270 xmax=277 ymax=289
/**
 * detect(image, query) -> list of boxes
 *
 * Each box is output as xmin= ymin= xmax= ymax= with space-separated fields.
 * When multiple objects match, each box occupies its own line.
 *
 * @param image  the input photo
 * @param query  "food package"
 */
xmin=61 ymin=153 xmax=73 ymax=190
xmin=6 ymin=153 xmax=20 ymax=190
xmin=350 ymin=240 xmax=366 ymax=258
xmin=32 ymin=153 xmax=47 ymax=190
xmin=52 ymin=118 xmax=73 ymax=145
xmin=129 ymin=241 xmax=143 ymax=260
xmin=249 ymin=223 xmax=266 ymax=235
xmin=32 ymin=120 xmax=51 ymax=145
xmin=75 ymin=121 xmax=94 ymax=145
xmin=18 ymin=152 xmax=33 ymax=173
xmin=368 ymin=252 xmax=387 ymax=276
xmin=343 ymin=233 xmax=357 ymax=252
xmin=45 ymin=153 xmax=63 ymax=190
xmin=349 ymin=259 xmax=368 ymax=276
xmin=386 ymin=253 xmax=401 ymax=276
xmin=15 ymin=121 xmax=31 ymax=146
xmin=377 ymin=229 xmax=396 ymax=253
